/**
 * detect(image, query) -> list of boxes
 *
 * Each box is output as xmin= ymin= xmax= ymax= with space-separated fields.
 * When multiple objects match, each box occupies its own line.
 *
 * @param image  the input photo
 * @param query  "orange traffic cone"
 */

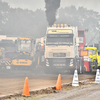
xmin=22 ymin=77 xmax=30 ymax=96
xmin=56 ymin=74 xmax=61 ymax=90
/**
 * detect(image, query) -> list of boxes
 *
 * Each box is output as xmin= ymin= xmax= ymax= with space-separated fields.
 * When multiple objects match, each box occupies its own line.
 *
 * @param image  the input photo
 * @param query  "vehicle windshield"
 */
xmin=18 ymin=40 xmax=31 ymax=52
xmin=88 ymin=50 xmax=95 ymax=55
xmin=46 ymin=34 xmax=73 ymax=45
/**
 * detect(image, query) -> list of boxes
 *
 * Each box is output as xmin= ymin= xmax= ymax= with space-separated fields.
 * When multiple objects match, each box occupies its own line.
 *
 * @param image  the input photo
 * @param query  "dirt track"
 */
xmin=36 ymin=83 xmax=100 ymax=100
xmin=0 ymin=70 xmax=95 ymax=97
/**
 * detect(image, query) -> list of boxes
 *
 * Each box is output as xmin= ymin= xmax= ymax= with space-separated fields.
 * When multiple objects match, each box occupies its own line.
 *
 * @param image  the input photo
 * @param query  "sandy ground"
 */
xmin=2 ymin=78 xmax=99 ymax=100
xmin=0 ymin=70 xmax=95 ymax=97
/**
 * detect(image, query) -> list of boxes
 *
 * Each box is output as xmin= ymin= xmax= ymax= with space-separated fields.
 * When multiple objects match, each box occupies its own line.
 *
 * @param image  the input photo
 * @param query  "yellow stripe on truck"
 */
xmin=5 ymin=61 xmax=11 ymax=65
xmin=12 ymin=59 xmax=32 ymax=66
xmin=19 ymin=38 xmax=31 ymax=40
xmin=6 ymin=61 xmax=11 ymax=65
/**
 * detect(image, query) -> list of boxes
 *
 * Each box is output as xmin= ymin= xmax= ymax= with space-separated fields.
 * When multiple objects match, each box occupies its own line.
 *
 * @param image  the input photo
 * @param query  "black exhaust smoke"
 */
xmin=45 ymin=0 xmax=61 ymax=26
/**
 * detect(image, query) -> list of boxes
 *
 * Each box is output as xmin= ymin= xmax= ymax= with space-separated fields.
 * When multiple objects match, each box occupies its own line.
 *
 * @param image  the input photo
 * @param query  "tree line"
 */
xmin=0 ymin=0 xmax=100 ymax=43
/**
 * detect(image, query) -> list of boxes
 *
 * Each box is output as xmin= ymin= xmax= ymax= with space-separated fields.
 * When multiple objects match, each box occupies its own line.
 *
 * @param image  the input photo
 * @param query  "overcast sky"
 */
xmin=1 ymin=0 xmax=100 ymax=13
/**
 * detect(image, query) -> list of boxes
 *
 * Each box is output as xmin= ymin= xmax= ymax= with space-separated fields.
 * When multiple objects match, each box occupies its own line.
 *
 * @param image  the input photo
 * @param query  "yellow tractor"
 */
xmin=12 ymin=38 xmax=35 ymax=70
xmin=85 ymin=47 xmax=98 ymax=70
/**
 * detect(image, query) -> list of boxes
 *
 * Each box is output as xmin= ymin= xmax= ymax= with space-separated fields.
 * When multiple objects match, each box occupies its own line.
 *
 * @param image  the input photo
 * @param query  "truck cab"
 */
xmin=44 ymin=24 xmax=82 ymax=74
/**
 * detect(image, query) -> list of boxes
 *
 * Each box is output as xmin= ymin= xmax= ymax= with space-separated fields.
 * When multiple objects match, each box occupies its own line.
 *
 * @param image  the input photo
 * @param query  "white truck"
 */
xmin=44 ymin=24 xmax=82 ymax=73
